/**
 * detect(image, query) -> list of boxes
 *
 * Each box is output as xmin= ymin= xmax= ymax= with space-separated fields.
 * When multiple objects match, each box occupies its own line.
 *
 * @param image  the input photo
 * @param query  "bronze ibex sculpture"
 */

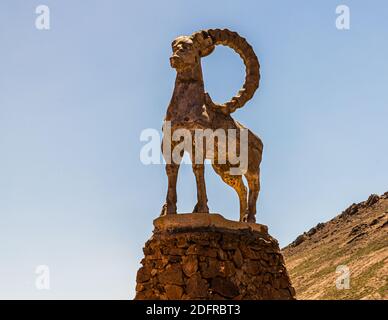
xmin=161 ymin=29 xmax=263 ymax=223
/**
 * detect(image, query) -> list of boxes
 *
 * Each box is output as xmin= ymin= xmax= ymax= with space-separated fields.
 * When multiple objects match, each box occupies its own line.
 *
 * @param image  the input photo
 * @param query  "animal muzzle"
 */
xmin=170 ymin=55 xmax=182 ymax=68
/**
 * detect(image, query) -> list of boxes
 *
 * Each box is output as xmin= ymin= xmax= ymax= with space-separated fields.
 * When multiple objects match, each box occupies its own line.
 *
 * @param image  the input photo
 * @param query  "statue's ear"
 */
xmin=193 ymin=31 xmax=215 ymax=57
xmin=200 ymin=33 xmax=215 ymax=57
xmin=199 ymin=45 xmax=215 ymax=57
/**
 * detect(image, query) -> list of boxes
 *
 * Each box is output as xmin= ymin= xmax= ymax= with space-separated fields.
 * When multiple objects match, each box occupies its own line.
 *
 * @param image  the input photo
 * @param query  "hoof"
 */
xmin=192 ymin=203 xmax=209 ymax=213
xmin=160 ymin=203 xmax=176 ymax=216
xmin=247 ymin=215 xmax=256 ymax=223
xmin=241 ymin=212 xmax=256 ymax=223
xmin=160 ymin=204 xmax=167 ymax=216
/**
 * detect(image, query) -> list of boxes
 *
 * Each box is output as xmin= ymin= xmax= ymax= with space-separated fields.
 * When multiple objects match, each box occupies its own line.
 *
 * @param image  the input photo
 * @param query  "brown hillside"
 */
xmin=282 ymin=192 xmax=388 ymax=300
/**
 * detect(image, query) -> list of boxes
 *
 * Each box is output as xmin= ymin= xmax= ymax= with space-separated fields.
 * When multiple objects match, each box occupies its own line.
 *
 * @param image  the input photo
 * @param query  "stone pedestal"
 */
xmin=135 ymin=213 xmax=296 ymax=300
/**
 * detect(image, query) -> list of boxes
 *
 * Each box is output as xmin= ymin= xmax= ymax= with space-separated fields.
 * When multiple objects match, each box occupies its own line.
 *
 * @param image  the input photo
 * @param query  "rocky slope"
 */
xmin=282 ymin=192 xmax=388 ymax=300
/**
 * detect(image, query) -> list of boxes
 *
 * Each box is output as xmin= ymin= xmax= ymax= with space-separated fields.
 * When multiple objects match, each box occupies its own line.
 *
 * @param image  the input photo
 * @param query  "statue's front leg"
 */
xmin=161 ymin=163 xmax=180 ymax=216
xmin=192 ymin=164 xmax=209 ymax=213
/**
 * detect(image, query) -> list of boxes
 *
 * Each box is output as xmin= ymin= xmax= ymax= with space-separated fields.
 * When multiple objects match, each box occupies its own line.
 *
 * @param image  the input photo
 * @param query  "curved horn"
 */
xmin=204 ymin=29 xmax=260 ymax=114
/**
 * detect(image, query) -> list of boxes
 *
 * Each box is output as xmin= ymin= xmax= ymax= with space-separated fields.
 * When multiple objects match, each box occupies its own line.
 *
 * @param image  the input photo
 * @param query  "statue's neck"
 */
xmin=175 ymin=63 xmax=204 ymax=84
xmin=166 ymin=63 xmax=206 ymax=120
xmin=171 ymin=63 xmax=205 ymax=103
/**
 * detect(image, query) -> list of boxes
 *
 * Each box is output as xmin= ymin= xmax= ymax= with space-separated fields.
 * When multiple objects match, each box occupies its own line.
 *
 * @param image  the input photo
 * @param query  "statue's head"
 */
xmin=170 ymin=29 xmax=261 ymax=114
xmin=170 ymin=31 xmax=215 ymax=72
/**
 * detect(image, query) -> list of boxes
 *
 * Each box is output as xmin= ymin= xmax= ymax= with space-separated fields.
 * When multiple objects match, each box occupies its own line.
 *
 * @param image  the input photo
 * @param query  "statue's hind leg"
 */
xmin=245 ymin=169 xmax=260 ymax=223
xmin=212 ymin=164 xmax=247 ymax=222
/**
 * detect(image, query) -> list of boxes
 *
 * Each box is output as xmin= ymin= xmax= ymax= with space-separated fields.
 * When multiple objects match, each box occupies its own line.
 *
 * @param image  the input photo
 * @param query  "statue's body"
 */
xmin=161 ymin=29 xmax=263 ymax=223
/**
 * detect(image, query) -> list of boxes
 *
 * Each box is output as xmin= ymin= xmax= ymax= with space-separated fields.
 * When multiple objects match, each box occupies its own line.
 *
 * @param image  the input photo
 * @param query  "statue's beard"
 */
xmin=170 ymin=56 xmax=191 ymax=72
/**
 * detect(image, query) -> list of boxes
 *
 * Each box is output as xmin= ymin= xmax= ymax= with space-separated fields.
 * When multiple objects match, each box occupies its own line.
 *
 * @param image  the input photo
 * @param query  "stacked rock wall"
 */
xmin=135 ymin=214 xmax=295 ymax=300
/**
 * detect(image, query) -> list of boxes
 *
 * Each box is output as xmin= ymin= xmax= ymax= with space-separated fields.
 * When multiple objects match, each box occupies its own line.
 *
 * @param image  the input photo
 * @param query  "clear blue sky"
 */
xmin=0 ymin=0 xmax=387 ymax=299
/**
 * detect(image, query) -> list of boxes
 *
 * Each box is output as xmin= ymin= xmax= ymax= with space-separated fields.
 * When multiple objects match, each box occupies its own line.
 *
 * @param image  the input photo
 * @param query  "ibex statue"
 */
xmin=161 ymin=29 xmax=263 ymax=223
